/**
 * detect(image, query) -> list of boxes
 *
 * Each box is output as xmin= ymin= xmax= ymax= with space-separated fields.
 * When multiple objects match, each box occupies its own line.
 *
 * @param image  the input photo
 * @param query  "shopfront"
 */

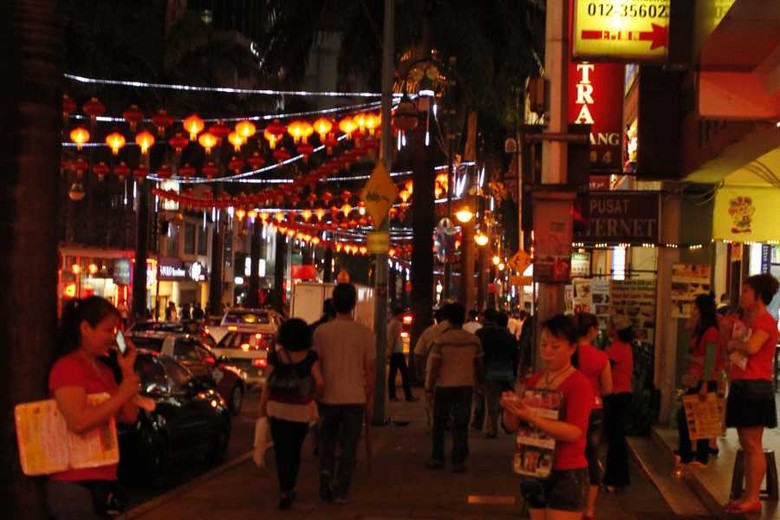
xmin=151 ymin=256 xmax=209 ymax=320
xmin=59 ymin=248 xmax=133 ymax=314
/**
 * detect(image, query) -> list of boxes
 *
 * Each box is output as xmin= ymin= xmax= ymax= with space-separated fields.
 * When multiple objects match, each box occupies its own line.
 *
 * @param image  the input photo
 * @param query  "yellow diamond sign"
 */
xmin=361 ymin=161 xmax=398 ymax=228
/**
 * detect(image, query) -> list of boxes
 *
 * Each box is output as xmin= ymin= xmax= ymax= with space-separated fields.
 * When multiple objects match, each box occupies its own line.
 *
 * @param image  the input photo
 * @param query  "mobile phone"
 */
xmin=116 ymin=329 xmax=127 ymax=355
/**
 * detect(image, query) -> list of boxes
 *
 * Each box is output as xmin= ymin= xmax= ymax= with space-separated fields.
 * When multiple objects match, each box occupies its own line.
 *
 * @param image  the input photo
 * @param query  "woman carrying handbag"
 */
xmin=259 ymin=318 xmax=325 ymax=509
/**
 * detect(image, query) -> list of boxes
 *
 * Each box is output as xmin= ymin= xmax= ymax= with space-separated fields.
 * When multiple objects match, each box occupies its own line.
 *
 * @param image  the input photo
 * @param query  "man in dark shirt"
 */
xmin=476 ymin=309 xmax=518 ymax=438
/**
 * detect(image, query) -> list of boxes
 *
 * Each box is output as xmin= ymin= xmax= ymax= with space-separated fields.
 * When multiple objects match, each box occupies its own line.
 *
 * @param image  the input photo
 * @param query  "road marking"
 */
xmin=467 ymin=495 xmax=517 ymax=506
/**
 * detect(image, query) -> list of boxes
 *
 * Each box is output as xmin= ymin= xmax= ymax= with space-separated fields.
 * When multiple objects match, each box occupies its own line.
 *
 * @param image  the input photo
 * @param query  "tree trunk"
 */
xmin=271 ymin=229 xmax=286 ymax=312
xmin=131 ymin=181 xmax=150 ymax=320
xmin=0 ymin=1 xmax=62 ymax=517
xmin=247 ymin=220 xmax=261 ymax=307
xmin=408 ymin=123 xmax=435 ymax=360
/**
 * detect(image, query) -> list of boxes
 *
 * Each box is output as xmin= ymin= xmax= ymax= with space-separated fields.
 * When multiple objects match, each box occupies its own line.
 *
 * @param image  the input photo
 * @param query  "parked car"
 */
xmin=128 ymin=332 xmax=246 ymax=415
xmin=113 ymin=350 xmax=231 ymax=488
xmin=128 ymin=320 xmax=217 ymax=348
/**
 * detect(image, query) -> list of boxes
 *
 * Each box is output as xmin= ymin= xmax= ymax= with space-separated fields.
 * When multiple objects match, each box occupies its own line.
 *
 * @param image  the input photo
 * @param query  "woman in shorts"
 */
xmin=502 ymin=314 xmax=593 ymax=520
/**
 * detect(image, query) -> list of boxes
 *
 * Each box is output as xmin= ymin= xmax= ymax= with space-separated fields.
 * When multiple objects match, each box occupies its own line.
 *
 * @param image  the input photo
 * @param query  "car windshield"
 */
xmin=129 ymin=336 xmax=164 ymax=352
xmin=222 ymin=310 xmax=270 ymax=325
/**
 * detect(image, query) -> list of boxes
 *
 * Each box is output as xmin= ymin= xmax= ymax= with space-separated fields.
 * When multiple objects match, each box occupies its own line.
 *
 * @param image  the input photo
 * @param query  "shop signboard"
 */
xmin=568 ymin=61 xmax=624 ymax=173
xmin=713 ymin=186 xmax=780 ymax=243
xmin=571 ymin=252 xmax=591 ymax=278
xmin=112 ymin=259 xmax=131 ymax=285
xmin=575 ymin=192 xmax=659 ymax=244
xmin=611 ymin=278 xmax=656 ymax=344
xmin=158 ymin=257 xmax=187 ymax=281
xmin=572 ymin=0 xmax=670 ymax=62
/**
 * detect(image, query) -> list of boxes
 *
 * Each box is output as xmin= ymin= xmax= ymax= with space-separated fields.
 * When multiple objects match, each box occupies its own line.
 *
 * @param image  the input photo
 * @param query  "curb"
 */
xmin=121 ymin=451 xmax=252 ymax=519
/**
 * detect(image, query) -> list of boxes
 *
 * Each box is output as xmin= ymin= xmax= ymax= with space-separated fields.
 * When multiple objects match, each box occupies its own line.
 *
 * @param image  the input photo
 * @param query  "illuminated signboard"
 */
xmin=572 ymin=0 xmax=670 ymax=61
xmin=567 ymin=61 xmax=624 ymax=172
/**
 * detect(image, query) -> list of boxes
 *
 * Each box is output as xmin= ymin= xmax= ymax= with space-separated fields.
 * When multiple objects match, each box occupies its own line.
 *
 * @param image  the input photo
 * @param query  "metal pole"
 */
xmin=372 ymin=0 xmax=393 ymax=425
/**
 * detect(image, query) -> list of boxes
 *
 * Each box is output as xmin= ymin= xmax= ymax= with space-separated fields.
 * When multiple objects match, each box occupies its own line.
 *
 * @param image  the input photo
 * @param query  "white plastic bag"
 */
xmin=252 ymin=416 xmax=272 ymax=468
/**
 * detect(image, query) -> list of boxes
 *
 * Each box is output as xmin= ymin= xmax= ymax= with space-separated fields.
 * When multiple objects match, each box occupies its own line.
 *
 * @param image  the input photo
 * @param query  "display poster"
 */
xmin=682 ymin=393 xmax=726 ymax=441
xmin=564 ymin=284 xmax=574 ymax=315
xmin=533 ymin=195 xmax=574 ymax=283
xmin=591 ymin=280 xmax=612 ymax=329
xmin=15 ymin=393 xmax=118 ymax=476
xmin=571 ymin=252 xmax=591 ymax=278
xmin=713 ymin=186 xmax=780 ymax=243
xmin=513 ymin=389 xmax=562 ymax=479
xmin=611 ymin=278 xmax=656 ymax=343
xmin=671 ymin=264 xmax=711 ymax=318
xmin=572 ymin=278 xmax=594 ymax=314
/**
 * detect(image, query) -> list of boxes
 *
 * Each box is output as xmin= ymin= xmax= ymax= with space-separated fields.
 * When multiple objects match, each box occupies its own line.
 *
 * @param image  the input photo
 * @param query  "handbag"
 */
xmin=252 ymin=416 xmax=272 ymax=468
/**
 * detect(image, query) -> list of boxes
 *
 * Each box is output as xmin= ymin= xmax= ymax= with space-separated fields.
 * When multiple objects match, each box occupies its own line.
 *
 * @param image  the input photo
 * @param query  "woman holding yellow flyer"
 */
xmin=46 ymin=296 xmax=140 ymax=519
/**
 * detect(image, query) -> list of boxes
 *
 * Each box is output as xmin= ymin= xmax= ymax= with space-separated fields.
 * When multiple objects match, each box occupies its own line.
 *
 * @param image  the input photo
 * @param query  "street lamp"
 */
xmin=474 ymin=232 xmax=489 ymax=247
xmin=455 ymin=206 xmax=474 ymax=224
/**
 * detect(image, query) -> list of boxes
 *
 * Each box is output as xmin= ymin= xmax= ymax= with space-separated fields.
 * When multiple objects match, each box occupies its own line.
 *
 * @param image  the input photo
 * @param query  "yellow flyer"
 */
xmin=15 ymin=393 xmax=119 ymax=476
xmin=682 ymin=393 xmax=725 ymax=441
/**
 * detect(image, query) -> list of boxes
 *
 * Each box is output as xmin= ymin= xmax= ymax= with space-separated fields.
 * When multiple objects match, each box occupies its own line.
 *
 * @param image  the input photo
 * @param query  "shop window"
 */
xmin=184 ymin=222 xmax=196 ymax=255
xmin=166 ymin=224 xmax=180 ymax=256
xmin=197 ymin=224 xmax=208 ymax=255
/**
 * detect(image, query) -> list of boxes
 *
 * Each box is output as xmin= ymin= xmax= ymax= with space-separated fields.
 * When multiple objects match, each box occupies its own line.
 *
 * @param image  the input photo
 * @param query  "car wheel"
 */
xmin=206 ymin=418 xmax=231 ymax=464
xmin=229 ymin=384 xmax=244 ymax=416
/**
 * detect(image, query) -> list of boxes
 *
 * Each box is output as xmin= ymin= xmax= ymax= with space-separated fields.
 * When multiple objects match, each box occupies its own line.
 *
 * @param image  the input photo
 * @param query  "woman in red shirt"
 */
xmin=603 ymin=315 xmax=634 ymax=492
xmin=46 ymin=297 xmax=140 ymax=519
xmin=722 ymin=274 xmax=779 ymax=514
xmin=676 ymin=293 xmax=722 ymax=467
xmin=502 ymin=314 xmax=593 ymax=519
xmin=572 ymin=313 xmax=612 ymax=520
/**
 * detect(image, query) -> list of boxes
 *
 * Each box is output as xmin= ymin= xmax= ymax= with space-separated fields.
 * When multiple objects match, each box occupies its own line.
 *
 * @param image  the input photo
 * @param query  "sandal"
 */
xmin=725 ymin=500 xmax=762 ymax=514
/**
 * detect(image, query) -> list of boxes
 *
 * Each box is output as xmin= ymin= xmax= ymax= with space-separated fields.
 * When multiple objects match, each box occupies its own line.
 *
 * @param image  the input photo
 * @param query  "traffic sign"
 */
xmin=572 ymin=0 xmax=669 ymax=61
xmin=361 ymin=161 xmax=398 ymax=228
xmin=510 ymin=276 xmax=533 ymax=287
xmin=507 ymin=250 xmax=532 ymax=273
xmin=366 ymin=231 xmax=390 ymax=254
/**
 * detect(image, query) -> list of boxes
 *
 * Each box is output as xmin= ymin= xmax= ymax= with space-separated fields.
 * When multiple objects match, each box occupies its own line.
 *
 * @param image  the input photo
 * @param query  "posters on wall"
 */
xmin=611 ymin=278 xmax=657 ymax=344
xmin=571 ymin=278 xmax=612 ymax=328
xmin=533 ymin=195 xmax=574 ymax=282
xmin=671 ymin=264 xmax=711 ymax=318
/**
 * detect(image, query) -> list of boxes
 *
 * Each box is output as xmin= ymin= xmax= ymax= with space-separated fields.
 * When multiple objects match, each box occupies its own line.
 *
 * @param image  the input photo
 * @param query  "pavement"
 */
xmin=121 ymin=392 xmax=698 ymax=520
xmin=629 ymin=398 xmax=780 ymax=520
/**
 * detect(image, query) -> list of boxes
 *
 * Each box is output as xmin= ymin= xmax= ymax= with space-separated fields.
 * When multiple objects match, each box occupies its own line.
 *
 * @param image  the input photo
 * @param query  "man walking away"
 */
xmin=313 ymin=283 xmax=376 ymax=504
xmin=412 ymin=305 xmax=452 ymax=383
xmin=425 ymin=302 xmax=484 ymax=473
xmin=476 ymin=310 xmax=517 ymax=438
xmin=388 ymin=306 xmax=416 ymax=402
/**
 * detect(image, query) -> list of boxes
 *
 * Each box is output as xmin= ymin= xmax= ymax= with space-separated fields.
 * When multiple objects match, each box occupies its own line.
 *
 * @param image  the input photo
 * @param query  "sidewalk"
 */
xmin=631 ymin=398 xmax=780 ymax=520
xmin=124 ymin=396 xmax=682 ymax=519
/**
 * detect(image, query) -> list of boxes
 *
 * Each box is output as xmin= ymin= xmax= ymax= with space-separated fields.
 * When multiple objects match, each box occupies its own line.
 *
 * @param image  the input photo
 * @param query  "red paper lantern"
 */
xmin=178 ymin=163 xmax=196 ymax=178
xmin=157 ymin=164 xmax=174 ymax=179
xmin=151 ymin=109 xmax=173 ymax=136
xmin=228 ymin=156 xmax=244 ymax=174
xmin=273 ymin=147 xmax=291 ymax=162
xmin=92 ymin=161 xmax=110 ymax=181
xmin=82 ymin=97 xmax=105 ymax=125
xmin=113 ymin=162 xmax=130 ymax=180
xmin=168 ymin=132 xmax=189 ymax=154
xmin=133 ymin=165 xmax=150 ymax=182
xmin=62 ymin=95 xmax=76 ymax=124
xmin=296 ymin=143 xmax=314 ymax=157
xmin=122 ymin=105 xmax=144 ymax=131
xmin=202 ymin=161 xmax=219 ymax=178
xmin=263 ymin=119 xmax=286 ymax=149
xmin=247 ymin=152 xmax=266 ymax=170
xmin=209 ymin=120 xmax=231 ymax=139
xmin=60 ymin=158 xmax=73 ymax=173
xmin=72 ymin=157 xmax=89 ymax=174
xmin=322 ymin=133 xmax=339 ymax=155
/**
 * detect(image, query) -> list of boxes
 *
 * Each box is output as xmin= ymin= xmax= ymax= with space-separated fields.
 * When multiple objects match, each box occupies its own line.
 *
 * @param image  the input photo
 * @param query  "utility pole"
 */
xmin=132 ymin=177 xmax=150 ymax=321
xmin=372 ymin=0 xmax=394 ymax=425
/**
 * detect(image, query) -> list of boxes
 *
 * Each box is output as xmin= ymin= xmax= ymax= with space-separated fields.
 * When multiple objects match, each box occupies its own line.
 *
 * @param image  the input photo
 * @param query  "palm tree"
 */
xmin=0 ymin=1 xmax=63 ymax=517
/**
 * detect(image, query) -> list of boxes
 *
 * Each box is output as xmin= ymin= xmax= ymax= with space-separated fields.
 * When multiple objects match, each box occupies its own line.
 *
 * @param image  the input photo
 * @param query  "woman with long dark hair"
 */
xmin=46 ymin=296 xmax=140 ymax=519
xmin=572 ymin=313 xmax=612 ymax=520
xmin=676 ymin=293 xmax=722 ymax=467
xmin=602 ymin=315 xmax=634 ymax=492
xmin=722 ymin=274 xmax=779 ymax=514
xmin=501 ymin=315 xmax=593 ymax=520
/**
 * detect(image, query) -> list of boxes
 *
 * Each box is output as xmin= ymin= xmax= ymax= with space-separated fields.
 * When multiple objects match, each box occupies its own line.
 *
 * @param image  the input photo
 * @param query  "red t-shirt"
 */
xmin=607 ymin=340 xmax=634 ymax=394
xmin=688 ymin=326 xmax=723 ymax=379
xmin=730 ymin=312 xmax=778 ymax=381
xmin=525 ymin=370 xmax=593 ymax=470
xmin=576 ymin=342 xmax=609 ymax=409
xmin=48 ymin=352 xmax=119 ymax=482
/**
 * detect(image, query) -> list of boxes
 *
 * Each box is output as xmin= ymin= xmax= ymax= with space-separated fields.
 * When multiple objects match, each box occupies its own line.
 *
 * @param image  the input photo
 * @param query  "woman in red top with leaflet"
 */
xmin=46 ymin=297 xmax=140 ymax=519
xmin=676 ymin=293 xmax=722 ymax=467
xmin=572 ymin=313 xmax=613 ymax=520
xmin=603 ymin=315 xmax=634 ymax=492
xmin=722 ymin=274 xmax=779 ymax=515
xmin=502 ymin=314 xmax=593 ymax=520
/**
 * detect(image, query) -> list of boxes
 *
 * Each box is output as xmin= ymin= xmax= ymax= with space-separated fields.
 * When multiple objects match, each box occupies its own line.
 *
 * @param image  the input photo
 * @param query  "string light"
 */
xmin=65 ymin=73 xmax=405 ymax=98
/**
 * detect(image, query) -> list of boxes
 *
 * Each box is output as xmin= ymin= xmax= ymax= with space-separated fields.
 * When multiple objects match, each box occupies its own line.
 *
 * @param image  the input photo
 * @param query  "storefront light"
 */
xmin=234 ymin=276 xmax=244 ymax=285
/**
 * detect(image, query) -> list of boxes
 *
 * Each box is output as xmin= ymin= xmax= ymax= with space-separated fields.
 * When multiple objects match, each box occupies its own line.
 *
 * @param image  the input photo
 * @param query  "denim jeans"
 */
xmin=432 ymin=386 xmax=473 ymax=465
xmin=388 ymin=353 xmax=413 ymax=400
xmin=318 ymin=403 xmax=364 ymax=497
xmin=485 ymin=379 xmax=514 ymax=434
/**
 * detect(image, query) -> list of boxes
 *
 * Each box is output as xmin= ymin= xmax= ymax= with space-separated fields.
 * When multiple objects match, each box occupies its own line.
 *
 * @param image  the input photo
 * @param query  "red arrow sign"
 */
xmin=581 ymin=24 xmax=668 ymax=50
